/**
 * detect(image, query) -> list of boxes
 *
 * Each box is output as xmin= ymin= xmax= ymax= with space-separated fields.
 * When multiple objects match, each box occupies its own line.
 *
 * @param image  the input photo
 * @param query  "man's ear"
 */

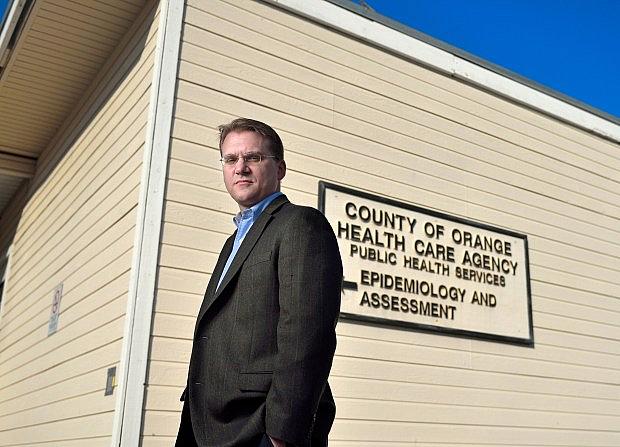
xmin=277 ymin=159 xmax=286 ymax=181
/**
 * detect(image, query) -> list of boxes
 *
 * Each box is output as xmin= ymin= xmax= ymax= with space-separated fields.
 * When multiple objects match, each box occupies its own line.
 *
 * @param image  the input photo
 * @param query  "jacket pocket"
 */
xmin=239 ymin=371 xmax=272 ymax=392
xmin=244 ymin=251 xmax=272 ymax=269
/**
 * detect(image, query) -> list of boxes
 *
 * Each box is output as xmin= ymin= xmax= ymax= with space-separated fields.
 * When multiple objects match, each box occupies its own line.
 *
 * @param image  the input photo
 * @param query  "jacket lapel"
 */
xmin=194 ymin=232 xmax=234 ymax=333
xmin=195 ymin=195 xmax=289 ymax=327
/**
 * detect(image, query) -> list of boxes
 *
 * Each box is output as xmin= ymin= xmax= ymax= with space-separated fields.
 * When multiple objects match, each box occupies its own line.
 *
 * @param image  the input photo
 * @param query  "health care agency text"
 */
xmin=338 ymin=202 xmax=520 ymax=321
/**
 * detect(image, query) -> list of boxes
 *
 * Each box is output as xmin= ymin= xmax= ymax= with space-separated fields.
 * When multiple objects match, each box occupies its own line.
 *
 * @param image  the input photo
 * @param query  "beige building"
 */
xmin=0 ymin=0 xmax=618 ymax=445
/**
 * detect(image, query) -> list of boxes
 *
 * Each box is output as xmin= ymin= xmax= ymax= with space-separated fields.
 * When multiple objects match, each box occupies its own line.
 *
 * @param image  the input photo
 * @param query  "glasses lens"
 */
xmin=222 ymin=155 xmax=238 ymax=165
xmin=244 ymin=154 xmax=262 ymax=164
xmin=221 ymin=153 xmax=273 ymax=166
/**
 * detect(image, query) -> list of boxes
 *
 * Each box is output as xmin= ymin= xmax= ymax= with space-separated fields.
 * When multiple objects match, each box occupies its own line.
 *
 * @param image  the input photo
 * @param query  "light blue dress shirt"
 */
xmin=216 ymin=191 xmax=283 ymax=292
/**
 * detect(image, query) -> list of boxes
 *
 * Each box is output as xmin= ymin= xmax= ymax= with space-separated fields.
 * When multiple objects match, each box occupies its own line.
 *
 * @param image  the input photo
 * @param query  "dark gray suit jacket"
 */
xmin=177 ymin=195 xmax=342 ymax=446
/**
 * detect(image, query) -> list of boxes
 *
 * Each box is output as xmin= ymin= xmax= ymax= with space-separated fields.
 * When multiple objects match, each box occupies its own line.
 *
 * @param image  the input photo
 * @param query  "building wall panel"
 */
xmin=1 ymin=162 xmax=142 ymax=325
xmin=146 ymin=0 xmax=620 ymax=444
xmin=213 ymin=1 xmax=620 ymax=176
xmin=0 ymin=2 xmax=160 ymax=445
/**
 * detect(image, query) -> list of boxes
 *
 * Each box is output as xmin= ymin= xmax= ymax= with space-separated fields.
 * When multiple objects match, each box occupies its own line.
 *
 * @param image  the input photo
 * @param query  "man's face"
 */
xmin=221 ymin=130 xmax=286 ymax=211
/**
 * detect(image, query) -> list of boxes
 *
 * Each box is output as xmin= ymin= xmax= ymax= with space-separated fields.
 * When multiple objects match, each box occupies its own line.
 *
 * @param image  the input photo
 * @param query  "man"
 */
xmin=176 ymin=118 xmax=342 ymax=446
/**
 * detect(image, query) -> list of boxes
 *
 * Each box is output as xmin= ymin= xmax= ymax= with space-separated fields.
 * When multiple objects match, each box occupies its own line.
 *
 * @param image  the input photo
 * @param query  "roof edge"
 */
xmin=0 ymin=0 xmax=14 ymax=30
xmin=0 ymin=0 xmax=30 ymax=70
xmin=264 ymin=0 xmax=620 ymax=143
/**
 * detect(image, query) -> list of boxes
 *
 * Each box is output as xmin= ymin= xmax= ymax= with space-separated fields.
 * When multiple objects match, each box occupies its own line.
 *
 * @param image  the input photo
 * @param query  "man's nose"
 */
xmin=233 ymin=157 xmax=250 ymax=173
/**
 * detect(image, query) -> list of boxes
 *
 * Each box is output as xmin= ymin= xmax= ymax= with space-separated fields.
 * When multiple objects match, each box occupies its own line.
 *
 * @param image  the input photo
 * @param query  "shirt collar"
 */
xmin=233 ymin=191 xmax=283 ymax=228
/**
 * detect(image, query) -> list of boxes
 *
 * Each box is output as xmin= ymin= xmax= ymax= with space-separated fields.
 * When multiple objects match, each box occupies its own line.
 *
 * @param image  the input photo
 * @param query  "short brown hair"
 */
xmin=218 ymin=118 xmax=284 ymax=160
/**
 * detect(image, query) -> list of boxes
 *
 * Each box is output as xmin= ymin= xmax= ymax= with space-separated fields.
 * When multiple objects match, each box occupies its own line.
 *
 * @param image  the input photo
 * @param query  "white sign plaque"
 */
xmin=319 ymin=182 xmax=533 ymax=345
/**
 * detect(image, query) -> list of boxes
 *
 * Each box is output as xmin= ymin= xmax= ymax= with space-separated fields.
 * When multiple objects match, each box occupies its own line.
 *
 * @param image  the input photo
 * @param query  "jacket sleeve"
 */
xmin=266 ymin=207 xmax=342 ymax=445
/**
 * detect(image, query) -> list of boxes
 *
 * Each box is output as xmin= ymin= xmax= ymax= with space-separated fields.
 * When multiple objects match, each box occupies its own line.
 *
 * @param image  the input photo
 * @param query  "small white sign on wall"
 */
xmin=319 ymin=182 xmax=533 ymax=345
xmin=48 ymin=283 xmax=63 ymax=336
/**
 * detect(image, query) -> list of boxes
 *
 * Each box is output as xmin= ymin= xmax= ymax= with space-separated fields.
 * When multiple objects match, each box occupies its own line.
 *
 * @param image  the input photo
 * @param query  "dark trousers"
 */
xmin=175 ymin=400 xmax=198 ymax=447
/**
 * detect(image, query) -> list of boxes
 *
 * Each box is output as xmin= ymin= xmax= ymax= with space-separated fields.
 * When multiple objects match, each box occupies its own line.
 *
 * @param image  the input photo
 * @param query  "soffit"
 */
xmin=0 ymin=0 xmax=147 ymax=219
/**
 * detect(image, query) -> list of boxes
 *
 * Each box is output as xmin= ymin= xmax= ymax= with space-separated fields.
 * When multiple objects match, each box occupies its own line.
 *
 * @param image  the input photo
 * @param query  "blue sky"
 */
xmin=1 ymin=0 xmax=618 ymax=119
xmin=353 ymin=0 xmax=619 ymax=119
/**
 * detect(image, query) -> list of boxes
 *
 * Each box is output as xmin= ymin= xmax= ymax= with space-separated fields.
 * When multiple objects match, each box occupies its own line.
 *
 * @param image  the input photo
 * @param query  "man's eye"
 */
xmin=223 ymin=156 xmax=238 ymax=164
xmin=245 ymin=154 xmax=262 ymax=163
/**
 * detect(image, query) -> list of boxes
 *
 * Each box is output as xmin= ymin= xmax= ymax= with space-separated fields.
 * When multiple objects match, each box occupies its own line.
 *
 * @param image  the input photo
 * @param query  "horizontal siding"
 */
xmin=150 ymin=310 xmax=619 ymax=399
xmin=11 ymin=49 xmax=156 ymax=253
xmin=0 ymin=317 xmax=125 ymax=429
xmin=0 ymin=413 xmax=115 ymax=446
xmin=168 ymin=114 xmax=620 ymax=298
xmin=327 ymin=422 xmax=619 ymax=445
xmin=0 ymin=0 xmax=146 ymax=154
xmin=0 ymin=277 xmax=129 ymax=404
xmin=142 ymin=379 xmax=616 ymax=432
xmin=172 ymin=84 xmax=620 ymax=244
xmin=1 ymin=146 xmax=144 ymax=317
xmin=192 ymin=1 xmax=620 ymax=194
xmin=0 ymin=231 xmax=135 ymax=366
xmin=229 ymin=0 xmax=620 ymax=165
xmin=0 ymin=154 xmax=139 ymax=321
xmin=0 ymin=1 xmax=159 ymax=444
xmin=172 ymin=54 xmax=617 ymax=220
xmin=147 ymin=0 xmax=619 ymax=445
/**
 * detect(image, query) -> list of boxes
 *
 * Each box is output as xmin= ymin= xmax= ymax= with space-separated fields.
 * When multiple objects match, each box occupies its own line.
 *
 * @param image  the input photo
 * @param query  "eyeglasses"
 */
xmin=220 ymin=153 xmax=279 ymax=167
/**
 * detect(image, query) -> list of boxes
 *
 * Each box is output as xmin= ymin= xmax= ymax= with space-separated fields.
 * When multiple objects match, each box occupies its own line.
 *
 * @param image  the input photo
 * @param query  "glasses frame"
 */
xmin=220 ymin=153 xmax=280 ymax=167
